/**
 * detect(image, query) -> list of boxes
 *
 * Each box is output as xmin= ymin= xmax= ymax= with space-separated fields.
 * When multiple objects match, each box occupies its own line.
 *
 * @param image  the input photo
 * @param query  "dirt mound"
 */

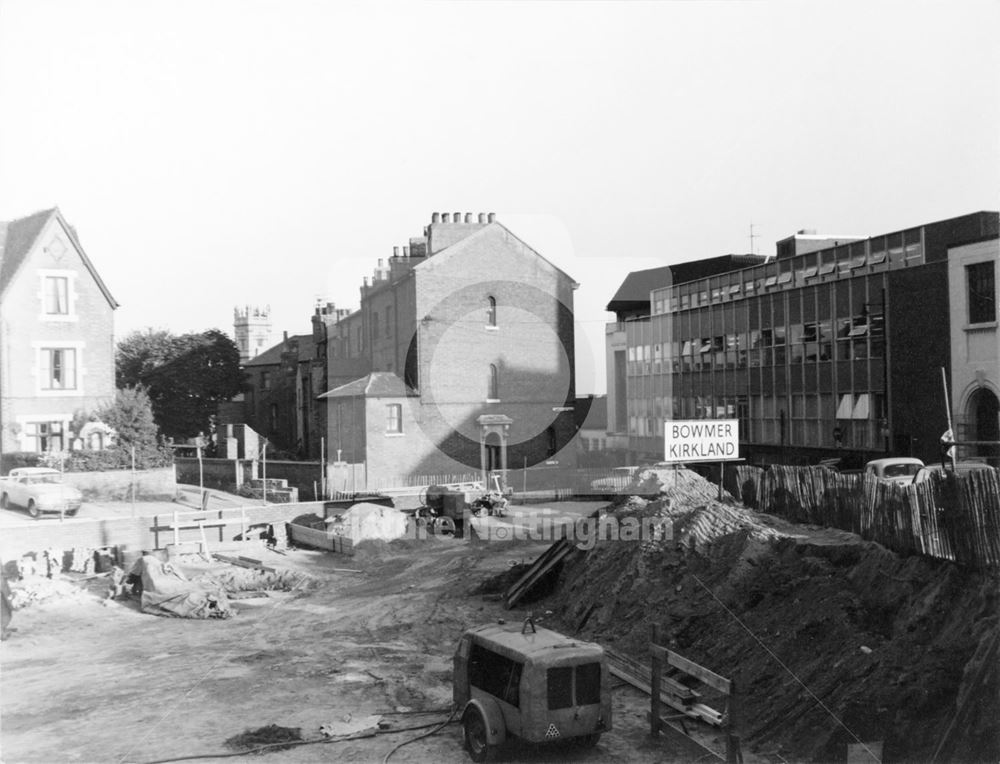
xmin=547 ymin=469 xmax=999 ymax=762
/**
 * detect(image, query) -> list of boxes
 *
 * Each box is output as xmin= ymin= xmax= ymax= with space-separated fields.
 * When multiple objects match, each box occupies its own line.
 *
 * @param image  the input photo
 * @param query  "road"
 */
xmin=0 ymin=511 xmax=745 ymax=763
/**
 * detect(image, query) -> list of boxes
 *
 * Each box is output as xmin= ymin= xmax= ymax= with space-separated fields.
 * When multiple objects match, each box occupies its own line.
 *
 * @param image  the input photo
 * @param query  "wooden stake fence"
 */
xmin=734 ymin=465 xmax=999 ymax=570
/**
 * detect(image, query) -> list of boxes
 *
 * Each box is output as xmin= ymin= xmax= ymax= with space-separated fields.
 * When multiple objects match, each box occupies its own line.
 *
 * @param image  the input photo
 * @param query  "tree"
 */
xmin=115 ymin=329 xmax=177 ymax=389
xmin=139 ymin=329 xmax=244 ymax=440
xmin=94 ymin=387 xmax=171 ymax=468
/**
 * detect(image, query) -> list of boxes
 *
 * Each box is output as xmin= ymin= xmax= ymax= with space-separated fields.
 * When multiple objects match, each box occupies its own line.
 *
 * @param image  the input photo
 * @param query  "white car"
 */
xmin=589 ymin=466 xmax=640 ymax=494
xmin=1 ymin=467 xmax=83 ymax=518
xmin=864 ymin=457 xmax=925 ymax=485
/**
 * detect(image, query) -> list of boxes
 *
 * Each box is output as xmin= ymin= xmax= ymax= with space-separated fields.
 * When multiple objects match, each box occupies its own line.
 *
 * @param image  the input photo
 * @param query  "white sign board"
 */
xmin=664 ymin=419 xmax=739 ymax=462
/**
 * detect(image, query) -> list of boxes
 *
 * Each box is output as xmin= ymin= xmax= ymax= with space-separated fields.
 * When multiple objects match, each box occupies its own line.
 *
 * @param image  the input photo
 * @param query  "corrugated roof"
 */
xmin=319 ymin=372 xmax=416 ymax=399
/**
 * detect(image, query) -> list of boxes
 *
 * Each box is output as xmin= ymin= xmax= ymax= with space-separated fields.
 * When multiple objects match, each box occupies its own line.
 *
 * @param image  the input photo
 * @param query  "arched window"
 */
xmin=486 ymin=296 xmax=497 ymax=327
xmin=488 ymin=364 xmax=499 ymax=400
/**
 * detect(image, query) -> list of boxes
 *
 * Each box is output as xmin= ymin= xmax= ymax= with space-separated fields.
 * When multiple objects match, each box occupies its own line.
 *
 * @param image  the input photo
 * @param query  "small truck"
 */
xmin=453 ymin=619 xmax=611 ymax=761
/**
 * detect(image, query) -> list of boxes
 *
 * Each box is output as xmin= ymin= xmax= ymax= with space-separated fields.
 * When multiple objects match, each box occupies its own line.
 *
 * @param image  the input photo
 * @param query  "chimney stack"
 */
xmin=392 ymin=247 xmax=399 ymax=257
xmin=442 ymin=213 xmax=450 ymax=223
xmin=464 ymin=212 xmax=473 ymax=223
xmin=453 ymin=211 xmax=461 ymax=222
xmin=432 ymin=212 xmax=441 ymax=223
xmin=487 ymin=212 xmax=496 ymax=223
xmin=478 ymin=212 xmax=487 ymax=223
xmin=403 ymin=246 xmax=409 ymax=257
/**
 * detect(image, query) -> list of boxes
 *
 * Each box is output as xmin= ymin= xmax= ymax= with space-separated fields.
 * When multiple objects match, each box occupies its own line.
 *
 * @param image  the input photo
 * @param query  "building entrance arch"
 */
xmin=966 ymin=387 xmax=1000 ymax=463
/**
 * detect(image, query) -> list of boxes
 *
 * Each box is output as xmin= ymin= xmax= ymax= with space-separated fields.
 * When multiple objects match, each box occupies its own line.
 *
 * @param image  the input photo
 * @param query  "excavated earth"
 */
xmin=543 ymin=469 xmax=1000 ymax=763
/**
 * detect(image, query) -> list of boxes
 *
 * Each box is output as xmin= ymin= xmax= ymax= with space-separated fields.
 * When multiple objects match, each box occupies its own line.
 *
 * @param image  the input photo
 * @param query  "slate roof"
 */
xmin=606 ymin=254 xmax=768 ymax=314
xmin=318 ymin=372 xmax=416 ymax=399
xmin=245 ymin=333 xmax=317 ymax=367
xmin=0 ymin=209 xmax=57 ymax=292
xmin=0 ymin=207 xmax=119 ymax=307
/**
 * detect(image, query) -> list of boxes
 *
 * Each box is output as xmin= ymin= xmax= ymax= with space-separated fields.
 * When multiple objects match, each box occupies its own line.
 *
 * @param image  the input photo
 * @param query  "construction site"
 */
xmin=1 ymin=466 xmax=997 ymax=763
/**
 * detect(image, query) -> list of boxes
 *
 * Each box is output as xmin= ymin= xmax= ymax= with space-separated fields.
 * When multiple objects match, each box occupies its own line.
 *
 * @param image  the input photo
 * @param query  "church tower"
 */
xmin=233 ymin=305 xmax=272 ymax=364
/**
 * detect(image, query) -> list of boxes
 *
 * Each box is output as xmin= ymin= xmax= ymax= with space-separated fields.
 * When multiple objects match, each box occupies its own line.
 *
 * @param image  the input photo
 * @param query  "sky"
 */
xmin=1 ymin=0 xmax=998 ymax=395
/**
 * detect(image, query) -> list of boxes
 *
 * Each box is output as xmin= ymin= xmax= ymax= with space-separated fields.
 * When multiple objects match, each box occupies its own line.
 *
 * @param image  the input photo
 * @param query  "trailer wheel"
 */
xmin=433 ymin=516 xmax=456 ymax=536
xmin=462 ymin=707 xmax=495 ymax=762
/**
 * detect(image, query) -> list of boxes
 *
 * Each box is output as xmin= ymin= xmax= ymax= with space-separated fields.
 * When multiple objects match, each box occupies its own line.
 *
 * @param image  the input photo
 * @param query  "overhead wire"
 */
xmin=690 ymin=574 xmax=882 ymax=764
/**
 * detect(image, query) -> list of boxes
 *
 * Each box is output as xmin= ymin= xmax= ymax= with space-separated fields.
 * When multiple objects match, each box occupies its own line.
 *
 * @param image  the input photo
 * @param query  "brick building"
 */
xmin=607 ymin=210 xmax=999 ymax=467
xmin=322 ymin=212 xmax=579 ymax=482
xmin=235 ymin=212 xmax=579 ymax=484
xmin=0 ymin=208 xmax=118 ymax=456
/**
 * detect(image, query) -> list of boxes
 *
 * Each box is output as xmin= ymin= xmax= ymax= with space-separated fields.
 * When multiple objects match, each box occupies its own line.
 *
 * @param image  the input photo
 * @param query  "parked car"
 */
xmin=588 ymin=466 xmax=639 ymax=494
xmin=0 ymin=468 xmax=83 ymax=518
xmin=865 ymin=457 xmax=925 ymax=485
xmin=911 ymin=462 xmax=995 ymax=484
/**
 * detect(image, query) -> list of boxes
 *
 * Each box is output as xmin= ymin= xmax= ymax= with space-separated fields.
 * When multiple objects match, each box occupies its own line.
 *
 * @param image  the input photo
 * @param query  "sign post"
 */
xmin=663 ymin=420 xmax=740 ymax=497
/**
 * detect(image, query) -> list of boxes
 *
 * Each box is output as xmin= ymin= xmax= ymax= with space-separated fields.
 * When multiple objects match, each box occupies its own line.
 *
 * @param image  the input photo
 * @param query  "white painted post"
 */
xmin=262 ymin=440 xmax=268 ymax=503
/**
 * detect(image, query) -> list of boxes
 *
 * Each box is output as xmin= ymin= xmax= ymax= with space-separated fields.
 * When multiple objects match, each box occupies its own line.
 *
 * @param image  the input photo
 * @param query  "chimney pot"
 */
xmin=392 ymin=247 xmax=399 ymax=257
xmin=283 ymin=330 xmax=288 ymax=342
xmin=378 ymin=258 xmax=384 ymax=267
xmin=442 ymin=213 xmax=450 ymax=223
xmin=478 ymin=213 xmax=487 ymax=223
xmin=403 ymin=246 xmax=409 ymax=257
xmin=487 ymin=212 xmax=496 ymax=223
xmin=464 ymin=212 xmax=473 ymax=223
xmin=432 ymin=212 xmax=441 ymax=223
xmin=453 ymin=211 xmax=461 ymax=222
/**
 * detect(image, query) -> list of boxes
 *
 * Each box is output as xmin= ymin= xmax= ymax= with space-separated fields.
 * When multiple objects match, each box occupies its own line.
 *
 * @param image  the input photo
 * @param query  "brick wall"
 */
xmin=0 ymin=501 xmax=327 ymax=562
xmin=175 ymin=457 xmax=326 ymax=500
xmin=62 ymin=467 xmax=176 ymax=501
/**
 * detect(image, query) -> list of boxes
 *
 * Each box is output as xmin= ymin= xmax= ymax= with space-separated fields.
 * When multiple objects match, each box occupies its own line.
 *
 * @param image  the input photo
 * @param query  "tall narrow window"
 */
xmin=488 ymin=364 xmax=499 ymax=400
xmin=386 ymin=404 xmax=402 ymax=433
xmin=968 ymin=261 xmax=996 ymax=324
xmin=41 ymin=348 xmax=77 ymax=390
xmin=486 ymin=296 xmax=497 ymax=327
xmin=44 ymin=276 xmax=69 ymax=315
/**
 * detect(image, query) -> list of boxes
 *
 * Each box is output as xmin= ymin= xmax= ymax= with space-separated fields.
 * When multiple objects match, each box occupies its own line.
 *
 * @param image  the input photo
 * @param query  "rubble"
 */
xmin=545 ymin=468 xmax=999 ymax=762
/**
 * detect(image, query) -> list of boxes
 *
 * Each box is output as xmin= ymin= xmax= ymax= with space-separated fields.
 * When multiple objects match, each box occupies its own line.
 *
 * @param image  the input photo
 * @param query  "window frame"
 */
xmin=37 ymin=270 xmax=77 ymax=321
xmin=967 ymin=260 xmax=996 ymax=325
xmin=39 ymin=347 xmax=78 ymax=391
xmin=386 ymin=403 xmax=403 ymax=434
xmin=487 ymin=363 xmax=500 ymax=401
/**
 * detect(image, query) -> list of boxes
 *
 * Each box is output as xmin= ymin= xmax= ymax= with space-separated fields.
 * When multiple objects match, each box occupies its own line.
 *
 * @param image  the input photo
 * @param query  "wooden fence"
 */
xmin=734 ymin=465 xmax=1000 ymax=570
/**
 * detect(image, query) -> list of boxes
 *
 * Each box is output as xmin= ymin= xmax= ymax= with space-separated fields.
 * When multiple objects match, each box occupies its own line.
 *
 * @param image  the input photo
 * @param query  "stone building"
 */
xmin=0 ymin=208 xmax=118 ymax=457
xmin=947 ymin=234 xmax=999 ymax=462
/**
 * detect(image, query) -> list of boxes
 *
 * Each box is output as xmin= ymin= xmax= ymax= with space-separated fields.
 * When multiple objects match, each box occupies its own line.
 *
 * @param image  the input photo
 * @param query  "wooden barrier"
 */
xmin=734 ymin=465 xmax=1000 ymax=570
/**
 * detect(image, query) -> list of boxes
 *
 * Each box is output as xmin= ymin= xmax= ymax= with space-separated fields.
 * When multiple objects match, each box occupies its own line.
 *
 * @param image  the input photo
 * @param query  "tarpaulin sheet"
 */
xmin=130 ymin=555 xmax=232 ymax=619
